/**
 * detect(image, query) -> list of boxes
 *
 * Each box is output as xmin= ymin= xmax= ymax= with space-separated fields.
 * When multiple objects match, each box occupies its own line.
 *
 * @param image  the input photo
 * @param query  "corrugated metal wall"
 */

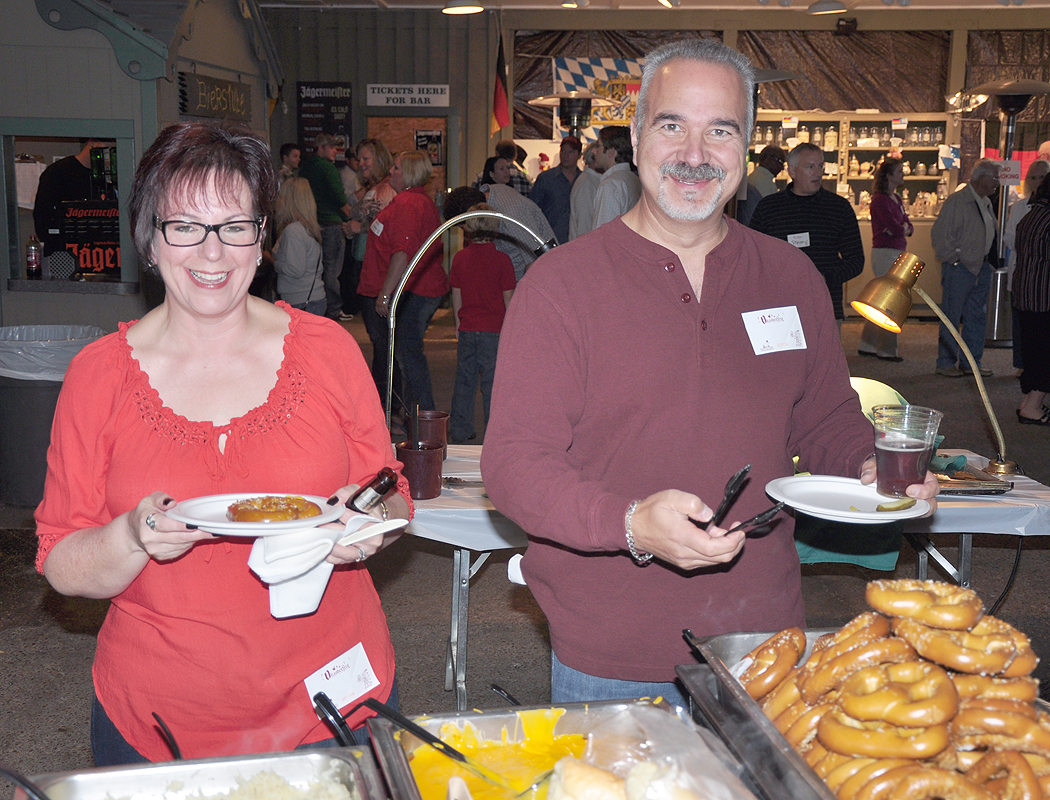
xmin=262 ymin=8 xmax=501 ymax=189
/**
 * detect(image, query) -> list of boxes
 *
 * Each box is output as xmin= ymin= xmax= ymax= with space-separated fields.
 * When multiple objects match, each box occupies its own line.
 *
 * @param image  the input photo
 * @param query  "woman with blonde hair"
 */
xmin=273 ymin=177 xmax=325 ymax=315
xmin=343 ymin=138 xmax=398 ymax=324
xmin=359 ymin=150 xmax=448 ymax=415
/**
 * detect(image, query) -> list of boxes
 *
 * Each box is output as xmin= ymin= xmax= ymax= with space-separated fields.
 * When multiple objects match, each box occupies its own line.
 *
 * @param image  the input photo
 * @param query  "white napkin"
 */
xmin=248 ymin=514 xmax=408 ymax=618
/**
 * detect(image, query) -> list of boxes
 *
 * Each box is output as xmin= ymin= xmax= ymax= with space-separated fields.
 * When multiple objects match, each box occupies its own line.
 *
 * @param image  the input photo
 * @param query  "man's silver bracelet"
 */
xmin=625 ymin=499 xmax=653 ymax=565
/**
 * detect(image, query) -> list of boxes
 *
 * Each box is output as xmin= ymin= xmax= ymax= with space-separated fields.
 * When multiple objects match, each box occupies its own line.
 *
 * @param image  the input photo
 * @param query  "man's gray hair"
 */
xmin=970 ymin=158 xmax=1001 ymax=183
xmin=635 ymin=39 xmax=756 ymax=143
xmin=583 ymin=141 xmax=600 ymax=169
xmin=787 ymin=142 xmax=823 ymax=168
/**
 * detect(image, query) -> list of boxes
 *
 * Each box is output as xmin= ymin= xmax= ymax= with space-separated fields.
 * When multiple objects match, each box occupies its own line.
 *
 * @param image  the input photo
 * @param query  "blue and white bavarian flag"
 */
xmin=552 ymin=57 xmax=644 ymax=143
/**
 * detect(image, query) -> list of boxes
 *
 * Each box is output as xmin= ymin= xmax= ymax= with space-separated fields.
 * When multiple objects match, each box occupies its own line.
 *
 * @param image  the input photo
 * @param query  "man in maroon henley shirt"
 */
xmin=481 ymin=39 xmax=939 ymax=706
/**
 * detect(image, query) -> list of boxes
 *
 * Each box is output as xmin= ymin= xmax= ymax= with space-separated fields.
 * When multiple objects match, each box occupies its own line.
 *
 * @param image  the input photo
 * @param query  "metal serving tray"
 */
xmin=15 ymin=748 xmax=385 ymax=800
xmin=368 ymin=700 xmax=757 ymax=800
xmin=678 ymin=630 xmax=838 ymax=800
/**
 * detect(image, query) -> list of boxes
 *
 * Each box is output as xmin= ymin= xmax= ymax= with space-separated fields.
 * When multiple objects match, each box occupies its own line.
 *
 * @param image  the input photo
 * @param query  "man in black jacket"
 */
xmin=749 ymin=142 xmax=864 ymax=326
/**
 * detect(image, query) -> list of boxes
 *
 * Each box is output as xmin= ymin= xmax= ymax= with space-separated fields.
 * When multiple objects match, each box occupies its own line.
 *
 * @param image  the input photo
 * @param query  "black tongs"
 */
xmin=695 ymin=463 xmax=751 ymax=531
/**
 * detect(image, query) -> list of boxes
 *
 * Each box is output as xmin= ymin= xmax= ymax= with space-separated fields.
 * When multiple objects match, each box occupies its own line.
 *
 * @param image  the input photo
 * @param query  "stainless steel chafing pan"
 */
xmin=678 ymin=629 xmax=838 ymax=800
xmin=14 ymin=747 xmax=384 ymax=800
xmin=368 ymin=699 xmax=757 ymax=800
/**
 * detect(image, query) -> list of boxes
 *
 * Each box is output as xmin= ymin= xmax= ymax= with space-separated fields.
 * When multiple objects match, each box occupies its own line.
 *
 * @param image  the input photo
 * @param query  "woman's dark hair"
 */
xmin=481 ymin=156 xmax=508 ymax=187
xmin=444 ymin=186 xmax=486 ymax=220
xmin=129 ymin=122 xmax=276 ymax=270
xmin=872 ymin=156 xmax=904 ymax=194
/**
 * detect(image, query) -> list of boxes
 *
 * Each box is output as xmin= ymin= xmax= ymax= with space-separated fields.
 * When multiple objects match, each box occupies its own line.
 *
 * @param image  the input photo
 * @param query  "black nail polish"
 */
xmin=327 ymin=496 xmax=340 ymax=505
xmin=186 ymin=524 xmax=198 ymax=530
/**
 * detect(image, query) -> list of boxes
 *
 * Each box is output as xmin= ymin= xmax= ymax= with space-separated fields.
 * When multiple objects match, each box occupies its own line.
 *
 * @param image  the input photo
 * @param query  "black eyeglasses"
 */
xmin=154 ymin=216 xmax=265 ymax=247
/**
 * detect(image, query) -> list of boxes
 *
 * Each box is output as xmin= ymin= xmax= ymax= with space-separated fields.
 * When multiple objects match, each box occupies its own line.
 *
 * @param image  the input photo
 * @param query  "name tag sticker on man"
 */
xmin=787 ymin=232 xmax=810 ymax=248
xmin=741 ymin=306 xmax=807 ymax=355
xmin=370 ymin=218 xmax=384 ymax=237
xmin=304 ymin=642 xmax=379 ymax=716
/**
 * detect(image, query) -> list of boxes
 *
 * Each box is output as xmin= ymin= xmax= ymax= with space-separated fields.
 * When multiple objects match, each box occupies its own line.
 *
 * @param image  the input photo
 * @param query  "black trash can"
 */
xmin=0 ymin=325 xmax=105 ymax=506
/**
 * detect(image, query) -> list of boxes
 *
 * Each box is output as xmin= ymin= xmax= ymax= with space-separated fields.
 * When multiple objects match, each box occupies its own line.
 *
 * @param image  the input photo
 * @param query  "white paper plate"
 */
xmin=167 ymin=493 xmax=344 ymax=535
xmin=765 ymin=476 xmax=930 ymax=523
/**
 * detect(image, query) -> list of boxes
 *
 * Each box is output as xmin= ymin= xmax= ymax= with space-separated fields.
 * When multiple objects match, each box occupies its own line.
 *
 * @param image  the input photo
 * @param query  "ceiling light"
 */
xmin=779 ymin=0 xmax=792 ymax=7
xmin=561 ymin=0 xmax=588 ymax=7
xmin=808 ymin=0 xmax=846 ymax=12
xmin=657 ymin=0 xmax=680 ymax=8
xmin=441 ymin=0 xmax=483 ymax=13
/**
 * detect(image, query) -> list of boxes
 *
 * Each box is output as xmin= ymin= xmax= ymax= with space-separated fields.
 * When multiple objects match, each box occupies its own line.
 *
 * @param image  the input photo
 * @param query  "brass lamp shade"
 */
xmin=850 ymin=253 xmax=926 ymax=334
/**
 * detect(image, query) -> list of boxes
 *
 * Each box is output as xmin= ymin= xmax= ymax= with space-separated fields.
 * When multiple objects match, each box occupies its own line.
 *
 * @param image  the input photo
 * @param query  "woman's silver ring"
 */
xmin=146 ymin=513 xmax=158 ymax=531
xmin=355 ymin=545 xmax=367 ymax=562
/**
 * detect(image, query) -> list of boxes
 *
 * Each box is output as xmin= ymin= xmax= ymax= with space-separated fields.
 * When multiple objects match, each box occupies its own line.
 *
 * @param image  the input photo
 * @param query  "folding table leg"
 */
xmin=445 ymin=548 xmax=469 ymax=705
xmin=904 ymin=532 xmax=967 ymax=585
xmin=958 ymin=534 xmax=972 ymax=588
xmin=444 ymin=547 xmax=491 ymax=711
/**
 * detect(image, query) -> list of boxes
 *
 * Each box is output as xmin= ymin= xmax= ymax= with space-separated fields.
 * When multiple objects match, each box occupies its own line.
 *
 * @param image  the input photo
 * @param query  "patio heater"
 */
xmin=958 ymin=79 xmax=1050 ymax=346
xmin=527 ymin=90 xmax=616 ymax=139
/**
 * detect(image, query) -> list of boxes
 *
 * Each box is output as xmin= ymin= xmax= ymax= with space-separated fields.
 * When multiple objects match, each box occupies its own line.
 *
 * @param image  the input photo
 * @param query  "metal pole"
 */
xmin=384 ymin=210 xmax=555 ymax=428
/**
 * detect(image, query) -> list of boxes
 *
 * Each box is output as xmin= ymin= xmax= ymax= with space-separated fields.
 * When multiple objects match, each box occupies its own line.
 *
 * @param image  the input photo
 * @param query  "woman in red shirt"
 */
xmin=35 ymin=122 xmax=411 ymax=765
xmin=358 ymin=151 xmax=449 ymax=416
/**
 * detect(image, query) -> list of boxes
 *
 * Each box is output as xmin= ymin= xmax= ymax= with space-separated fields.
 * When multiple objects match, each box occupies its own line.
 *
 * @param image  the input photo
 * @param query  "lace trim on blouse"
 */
xmin=120 ymin=309 xmax=306 ymax=446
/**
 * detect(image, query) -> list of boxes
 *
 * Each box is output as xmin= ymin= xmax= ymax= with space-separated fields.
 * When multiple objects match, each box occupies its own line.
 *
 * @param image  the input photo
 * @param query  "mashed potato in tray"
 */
xmin=213 ymin=770 xmax=352 ymax=800
xmin=109 ymin=770 xmax=353 ymax=800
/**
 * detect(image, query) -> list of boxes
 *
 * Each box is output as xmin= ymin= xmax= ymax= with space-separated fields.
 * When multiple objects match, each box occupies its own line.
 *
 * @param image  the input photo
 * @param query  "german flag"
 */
xmin=491 ymin=35 xmax=511 ymax=135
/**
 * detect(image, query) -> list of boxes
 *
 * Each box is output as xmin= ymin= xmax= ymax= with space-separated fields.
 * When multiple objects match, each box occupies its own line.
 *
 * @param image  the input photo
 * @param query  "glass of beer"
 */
xmin=871 ymin=405 xmax=943 ymax=497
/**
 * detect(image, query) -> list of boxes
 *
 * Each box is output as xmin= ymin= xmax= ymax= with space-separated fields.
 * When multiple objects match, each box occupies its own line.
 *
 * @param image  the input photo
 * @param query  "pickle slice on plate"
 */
xmin=876 ymin=497 xmax=917 ymax=512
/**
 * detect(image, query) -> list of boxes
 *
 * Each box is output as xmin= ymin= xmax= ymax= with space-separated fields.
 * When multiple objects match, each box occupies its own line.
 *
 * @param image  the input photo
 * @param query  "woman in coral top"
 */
xmin=34 ymin=122 xmax=411 ymax=766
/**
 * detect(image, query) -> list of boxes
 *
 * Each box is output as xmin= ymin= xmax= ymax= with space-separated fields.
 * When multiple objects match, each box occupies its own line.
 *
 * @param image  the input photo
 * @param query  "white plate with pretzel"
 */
xmin=167 ymin=493 xmax=344 ymax=535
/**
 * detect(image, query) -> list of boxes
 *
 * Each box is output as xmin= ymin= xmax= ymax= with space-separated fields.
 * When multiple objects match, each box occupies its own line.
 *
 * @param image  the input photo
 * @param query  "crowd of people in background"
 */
xmin=265 ymin=128 xmax=645 ymax=434
xmin=269 ymin=126 xmax=1050 ymax=439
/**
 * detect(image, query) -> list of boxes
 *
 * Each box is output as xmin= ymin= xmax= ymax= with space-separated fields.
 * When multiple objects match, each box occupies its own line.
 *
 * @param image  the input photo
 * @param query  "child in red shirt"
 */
xmin=449 ymin=204 xmax=516 ymax=443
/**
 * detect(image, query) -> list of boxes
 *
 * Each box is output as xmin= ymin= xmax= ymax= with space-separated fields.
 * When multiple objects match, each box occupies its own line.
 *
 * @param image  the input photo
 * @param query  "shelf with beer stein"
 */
xmin=751 ymin=112 xmax=845 ymax=191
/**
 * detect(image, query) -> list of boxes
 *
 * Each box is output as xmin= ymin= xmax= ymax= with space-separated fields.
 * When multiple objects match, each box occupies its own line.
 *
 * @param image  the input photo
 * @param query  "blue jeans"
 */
xmin=551 ymin=651 xmax=687 ymax=709
xmin=320 ymin=224 xmax=346 ymax=319
xmin=92 ymin=693 xmax=150 ymax=766
xmin=450 ymin=331 xmax=500 ymax=442
xmin=937 ymin=261 xmax=992 ymax=371
xmin=292 ymin=298 xmax=327 ymax=316
xmin=395 ymin=292 xmax=442 ymax=412
xmin=360 ymin=297 xmax=402 ymax=414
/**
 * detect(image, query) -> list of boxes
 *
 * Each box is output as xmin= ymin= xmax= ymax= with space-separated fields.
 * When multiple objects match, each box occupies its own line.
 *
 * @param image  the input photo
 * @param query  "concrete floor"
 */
xmin=3 ymin=309 xmax=1050 ymax=783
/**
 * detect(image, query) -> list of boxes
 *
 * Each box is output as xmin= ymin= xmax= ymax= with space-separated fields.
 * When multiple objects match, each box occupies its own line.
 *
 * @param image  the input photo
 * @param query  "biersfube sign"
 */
xmin=367 ymin=85 xmax=449 ymax=107
xmin=179 ymin=73 xmax=251 ymax=121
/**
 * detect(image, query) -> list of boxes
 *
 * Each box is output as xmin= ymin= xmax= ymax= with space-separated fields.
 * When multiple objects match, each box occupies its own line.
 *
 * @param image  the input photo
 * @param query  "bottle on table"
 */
xmin=26 ymin=235 xmax=42 ymax=280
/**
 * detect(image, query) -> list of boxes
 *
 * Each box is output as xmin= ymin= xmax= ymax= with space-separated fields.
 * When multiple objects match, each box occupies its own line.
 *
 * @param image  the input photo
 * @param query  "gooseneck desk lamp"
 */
xmin=851 ymin=252 xmax=1017 ymax=476
xmin=384 ymin=210 xmax=556 ymax=428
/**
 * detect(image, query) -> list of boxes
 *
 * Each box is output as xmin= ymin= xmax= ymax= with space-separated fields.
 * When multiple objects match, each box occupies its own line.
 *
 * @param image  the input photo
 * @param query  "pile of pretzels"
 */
xmin=736 ymin=579 xmax=1046 ymax=800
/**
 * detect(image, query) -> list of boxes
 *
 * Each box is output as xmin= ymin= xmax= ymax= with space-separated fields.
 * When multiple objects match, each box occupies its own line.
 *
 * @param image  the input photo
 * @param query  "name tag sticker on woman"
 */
xmin=370 ymin=218 xmax=384 ymax=236
xmin=787 ymin=232 xmax=810 ymax=248
xmin=741 ymin=306 xmax=807 ymax=355
xmin=304 ymin=642 xmax=379 ymax=711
